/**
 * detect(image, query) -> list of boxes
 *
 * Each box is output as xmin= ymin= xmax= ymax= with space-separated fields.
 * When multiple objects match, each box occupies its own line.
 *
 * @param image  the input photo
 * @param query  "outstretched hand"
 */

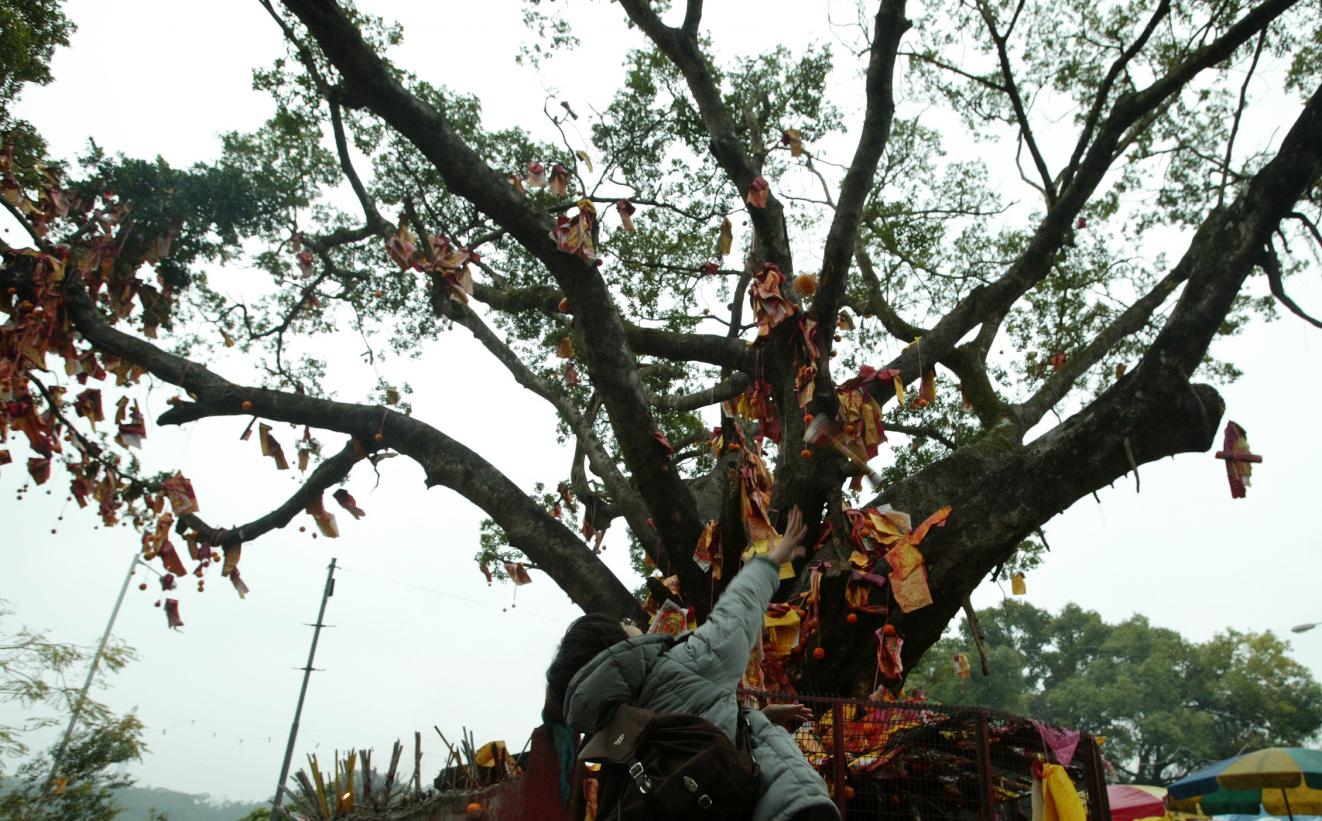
xmin=761 ymin=702 xmax=813 ymax=729
xmin=767 ymin=506 xmax=808 ymax=565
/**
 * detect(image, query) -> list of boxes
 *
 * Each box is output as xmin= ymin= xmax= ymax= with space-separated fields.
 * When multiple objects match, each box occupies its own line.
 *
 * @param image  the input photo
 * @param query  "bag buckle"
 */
xmin=698 ymin=794 xmax=713 ymax=809
xmin=628 ymin=761 xmax=652 ymax=794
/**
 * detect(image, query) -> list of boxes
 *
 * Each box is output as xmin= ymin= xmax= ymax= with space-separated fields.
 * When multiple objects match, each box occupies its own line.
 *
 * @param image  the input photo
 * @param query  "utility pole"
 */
xmin=271 ymin=557 xmax=337 ymax=819
xmin=47 ymin=551 xmax=140 ymax=791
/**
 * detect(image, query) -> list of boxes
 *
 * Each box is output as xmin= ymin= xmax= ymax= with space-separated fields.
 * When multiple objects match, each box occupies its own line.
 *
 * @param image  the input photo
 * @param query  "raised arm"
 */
xmin=670 ymin=509 xmax=808 ymax=685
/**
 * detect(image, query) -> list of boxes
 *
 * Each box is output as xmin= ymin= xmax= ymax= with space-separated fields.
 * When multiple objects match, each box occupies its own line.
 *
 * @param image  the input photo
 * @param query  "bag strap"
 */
xmin=734 ymin=707 xmax=754 ymax=754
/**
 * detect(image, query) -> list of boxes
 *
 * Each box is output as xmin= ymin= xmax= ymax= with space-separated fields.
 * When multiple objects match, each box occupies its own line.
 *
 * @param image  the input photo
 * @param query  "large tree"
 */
xmin=1 ymin=0 xmax=1320 ymax=697
xmin=907 ymin=600 xmax=1322 ymax=784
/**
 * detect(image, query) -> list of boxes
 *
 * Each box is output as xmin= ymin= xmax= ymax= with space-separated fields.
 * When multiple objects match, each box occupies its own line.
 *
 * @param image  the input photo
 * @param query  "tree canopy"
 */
xmin=0 ymin=0 xmax=1320 ymax=697
xmin=907 ymin=600 xmax=1322 ymax=785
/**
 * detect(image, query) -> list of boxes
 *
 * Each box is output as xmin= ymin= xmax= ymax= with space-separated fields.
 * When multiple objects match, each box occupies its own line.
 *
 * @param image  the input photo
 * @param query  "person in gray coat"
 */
xmin=545 ymin=507 xmax=841 ymax=821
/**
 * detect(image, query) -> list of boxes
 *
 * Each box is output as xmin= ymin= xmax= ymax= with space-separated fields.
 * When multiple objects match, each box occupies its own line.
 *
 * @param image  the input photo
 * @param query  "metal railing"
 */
xmin=740 ymin=689 xmax=1110 ymax=821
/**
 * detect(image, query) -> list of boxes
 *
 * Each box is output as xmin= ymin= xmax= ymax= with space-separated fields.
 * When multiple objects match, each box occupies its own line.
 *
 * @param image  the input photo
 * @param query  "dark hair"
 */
xmin=543 ymin=614 xmax=629 ymax=722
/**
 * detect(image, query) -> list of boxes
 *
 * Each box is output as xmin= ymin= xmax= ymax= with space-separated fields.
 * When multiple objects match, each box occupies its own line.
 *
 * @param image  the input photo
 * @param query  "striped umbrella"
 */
xmin=1109 ymin=784 xmax=1168 ymax=820
xmin=1167 ymin=748 xmax=1322 ymax=820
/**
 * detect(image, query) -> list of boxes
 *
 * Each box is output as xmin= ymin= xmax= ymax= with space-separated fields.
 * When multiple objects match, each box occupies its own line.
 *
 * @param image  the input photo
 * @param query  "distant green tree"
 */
xmin=0 ymin=602 xmax=135 ymax=774
xmin=0 ymin=602 xmax=145 ymax=820
xmin=0 ymin=713 xmax=145 ymax=821
xmin=907 ymin=601 xmax=1322 ymax=784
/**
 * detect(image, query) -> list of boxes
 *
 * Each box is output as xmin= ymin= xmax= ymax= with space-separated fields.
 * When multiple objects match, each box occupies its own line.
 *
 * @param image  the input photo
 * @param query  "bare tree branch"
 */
xmin=865 ymin=89 xmax=1322 ymax=677
xmin=1217 ymin=31 xmax=1267 ymax=209
xmin=868 ymin=0 xmax=1302 ymax=410
xmin=975 ymin=0 xmax=1056 ymax=204
xmin=886 ymin=422 xmax=957 ymax=450
xmin=940 ymin=315 xmax=1009 ymax=428
xmin=1060 ymin=0 xmax=1171 ymax=191
xmin=853 ymin=244 xmax=927 ymax=341
xmin=681 ymin=0 xmax=702 ymax=38
xmin=1143 ymin=80 xmax=1322 ymax=375
xmin=60 ymin=277 xmax=642 ymax=617
xmin=1263 ymin=246 xmax=1322 ymax=328
xmin=278 ymin=0 xmax=709 ymax=581
xmin=811 ymin=0 xmax=910 ymax=330
xmin=467 ymin=278 xmax=754 ymax=370
xmin=177 ymin=440 xmax=362 ymax=547
xmin=329 ymin=97 xmax=389 ymax=234
xmin=644 ymin=372 xmax=752 ymax=412
xmin=435 ymin=296 xmax=668 ymax=569
xmin=1014 ymin=268 xmax=1185 ymax=427
xmin=615 ymin=0 xmax=794 ymax=271
xmin=901 ymin=50 xmax=1006 ymax=93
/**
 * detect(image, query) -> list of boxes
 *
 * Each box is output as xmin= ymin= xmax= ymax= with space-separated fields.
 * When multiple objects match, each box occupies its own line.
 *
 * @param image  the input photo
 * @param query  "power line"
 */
xmin=334 ymin=565 xmax=564 ymax=623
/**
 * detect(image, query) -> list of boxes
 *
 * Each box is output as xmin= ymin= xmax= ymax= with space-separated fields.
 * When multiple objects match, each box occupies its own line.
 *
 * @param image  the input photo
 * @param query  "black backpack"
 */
xmin=576 ymin=642 xmax=760 ymax=821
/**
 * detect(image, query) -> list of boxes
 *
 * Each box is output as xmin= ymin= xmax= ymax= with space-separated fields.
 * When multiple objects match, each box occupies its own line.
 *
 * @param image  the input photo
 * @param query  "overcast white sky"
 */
xmin=1 ymin=0 xmax=1320 ymax=806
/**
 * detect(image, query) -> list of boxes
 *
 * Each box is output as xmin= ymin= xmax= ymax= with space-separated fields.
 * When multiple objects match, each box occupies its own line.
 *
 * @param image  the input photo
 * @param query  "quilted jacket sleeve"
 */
xmin=666 ymin=556 xmax=780 ymax=687
xmin=747 ymin=709 xmax=840 ymax=821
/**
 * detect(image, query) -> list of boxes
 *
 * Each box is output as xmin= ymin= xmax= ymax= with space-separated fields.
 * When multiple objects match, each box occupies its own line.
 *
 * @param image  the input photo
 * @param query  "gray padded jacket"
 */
xmin=564 ymin=556 xmax=840 ymax=821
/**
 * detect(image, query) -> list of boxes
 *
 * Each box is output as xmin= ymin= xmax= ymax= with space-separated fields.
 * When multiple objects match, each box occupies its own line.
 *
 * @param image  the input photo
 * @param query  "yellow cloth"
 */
xmin=763 ymin=610 xmax=802 ymax=655
xmin=1032 ymin=763 xmax=1086 ymax=821
xmin=742 ymin=538 xmax=796 ymax=579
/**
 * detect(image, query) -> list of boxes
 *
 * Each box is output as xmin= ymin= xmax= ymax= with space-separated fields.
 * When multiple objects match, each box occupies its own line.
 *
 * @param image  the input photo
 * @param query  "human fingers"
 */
xmin=771 ymin=703 xmax=813 ymax=726
xmin=780 ymin=507 xmax=806 ymax=549
xmin=786 ymin=506 xmax=805 ymax=541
